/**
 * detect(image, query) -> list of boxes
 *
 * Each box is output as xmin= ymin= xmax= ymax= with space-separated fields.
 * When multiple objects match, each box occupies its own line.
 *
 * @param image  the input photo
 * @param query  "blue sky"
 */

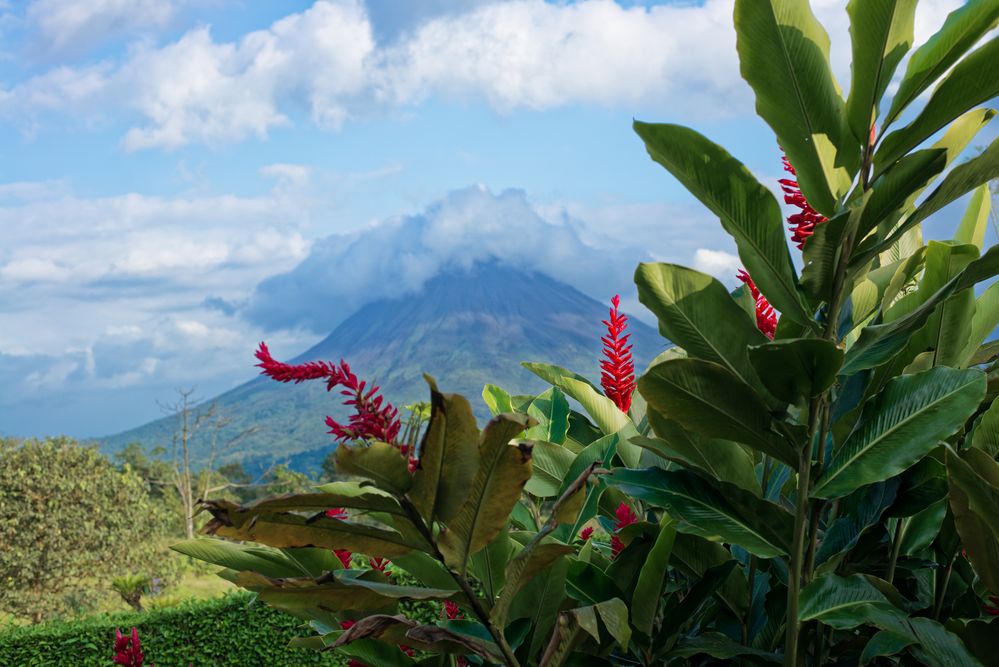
xmin=0 ymin=0 xmax=989 ymax=437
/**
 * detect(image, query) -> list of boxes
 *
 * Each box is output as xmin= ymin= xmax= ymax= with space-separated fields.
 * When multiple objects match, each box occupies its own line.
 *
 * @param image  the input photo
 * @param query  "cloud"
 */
xmin=24 ymin=0 xmax=178 ymax=58
xmin=692 ymin=248 xmax=742 ymax=279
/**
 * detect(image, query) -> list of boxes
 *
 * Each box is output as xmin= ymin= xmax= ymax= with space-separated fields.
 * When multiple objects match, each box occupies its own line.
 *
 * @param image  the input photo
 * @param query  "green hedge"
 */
xmin=0 ymin=592 xmax=344 ymax=666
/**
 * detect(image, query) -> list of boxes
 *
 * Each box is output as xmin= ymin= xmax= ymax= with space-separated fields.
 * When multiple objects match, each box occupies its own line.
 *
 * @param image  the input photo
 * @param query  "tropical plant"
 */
xmin=172 ymin=2 xmax=999 ymax=665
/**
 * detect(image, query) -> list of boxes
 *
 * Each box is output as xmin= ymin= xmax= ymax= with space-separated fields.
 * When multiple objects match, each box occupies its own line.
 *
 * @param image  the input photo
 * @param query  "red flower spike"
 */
xmin=600 ymin=295 xmax=636 ymax=413
xmin=325 ymin=507 xmax=348 ymax=520
xmin=443 ymin=600 xmax=463 ymax=620
xmin=400 ymin=645 xmax=415 ymax=657
xmin=340 ymin=620 xmax=356 ymax=630
xmin=113 ymin=627 xmax=145 ymax=667
xmin=369 ymin=556 xmax=389 ymax=574
xmin=737 ymin=270 xmax=777 ymax=340
xmin=779 ymin=153 xmax=828 ymax=250
xmin=256 ymin=342 xmax=401 ymax=444
xmin=334 ymin=550 xmax=353 ymax=569
xmin=579 ymin=526 xmax=594 ymax=541
xmin=610 ymin=502 xmax=638 ymax=559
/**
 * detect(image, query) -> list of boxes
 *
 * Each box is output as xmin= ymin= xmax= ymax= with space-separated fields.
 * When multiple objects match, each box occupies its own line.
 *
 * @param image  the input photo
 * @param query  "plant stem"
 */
xmin=786 ymin=399 xmax=818 ymax=667
xmin=886 ymin=518 xmax=906 ymax=585
xmin=401 ymin=498 xmax=523 ymax=667
xmin=932 ymin=550 xmax=958 ymax=620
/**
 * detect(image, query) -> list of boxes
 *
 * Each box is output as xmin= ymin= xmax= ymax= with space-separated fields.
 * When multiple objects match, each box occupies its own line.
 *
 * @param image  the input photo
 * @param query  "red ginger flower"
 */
xmin=985 ymin=595 xmax=999 ymax=616
xmin=255 ymin=342 xmax=401 ymax=444
xmin=443 ymin=599 xmax=463 ymax=620
xmin=579 ymin=526 xmax=594 ymax=541
xmin=779 ymin=154 xmax=828 ymax=250
xmin=369 ymin=556 xmax=389 ymax=574
xmin=114 ymin=628 xmax=146 ymax=667
xmin=610 ymin=502 xmax=638 ymax=559
xmin=737 ymin=270 xmax=777 ymax=340
xmin=334 ymin=549 xmax=353 ymax=568
xmin=600 ymin=295 xmax=636 ymax=413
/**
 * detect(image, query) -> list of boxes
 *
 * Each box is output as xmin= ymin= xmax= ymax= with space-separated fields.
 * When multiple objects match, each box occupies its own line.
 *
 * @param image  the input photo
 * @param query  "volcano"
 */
xmin=99 ymin=261 xmax=664 ymax=471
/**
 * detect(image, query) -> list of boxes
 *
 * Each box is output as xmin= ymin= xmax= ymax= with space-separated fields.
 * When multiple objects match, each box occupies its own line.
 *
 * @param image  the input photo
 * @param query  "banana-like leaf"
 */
xmin=336 ymin=441 xmax=413 ymax=495
xmin=813 ymin=367 xmax=985 ymax=498
xmin=468 ymin=525 xmax=513 ymax=601
xmin=525 ymin=440 xmax=576 ymax=498
xmin=639 ymin=415 xmax=758 ymax=494
xmin=859 ymin=630 xmax=917 ymax=665
xmin=734 ymin=0 xmax=856 ymax=214
xmin=248 ymin=572 xmax=459 ymax=613
xmin=667 ymin=633 xmax=781 ymax=663
xmin=527 ymin=387 xmax=570 ymax=444
xmin=799 ymin=574 xmax=906 ymax=630
xmin=202 ymin=510 xmax=424 ymax=557
xmin=522 ymin=362 xmax=640 ymax=467
xmin=842 ymin=244 xmax=999 ymax=374
xmin=389 ymin=551 xmax=459 ymax=592
xmin=956 ymin=183 xmax=992 ymax=249
xmin=482 ymin=383 xmax=514 ymax=416
xmin=800 ymin=208 xmax=855 ymax=303
xmin=670 ymin=533 xmax=748 ymax=617
xmin=409 ymin=376 xmax=481 ymax=523
xmin=609 ymin=468 xmax=794 ymax=558
xmin=960 ymin=280 xmax=999 ymax=368
xmin=972 ymin=396 xmax=999 ymax=457
xmin=906 ymin=617 xmax=987 ymax=667
xmin=883 ymin=0 xmax=999 ymax=128
xmin=510 ymin=555 xmax=568 ymax=661
xmin=860 ymin=148 xmax=947 ymax=239
xmin=171 ymin=538 xmax=305 ymax=578
xmin=630 ymin=517 xmax=676 ymax=636
xmin=748 ymin=337 xmax=844 ymax=403
xmin=439 ymin=434 xmax=534 ymax=573
xmin=877 ymin=35 xmax=999 ymax=169
xmin=947 ymin=447 xmax=999 ymax=541
xmin=490 ymin=541 xmax=574 ymax=628
xmin=538 ymin=598 xmax=629 ymax=666
xmin=632 ymin=123 xmax=811 ymax=326
xmin=947 ymin=449 xmax=999 ymax=594
xmin=639 ymin=358 xmax=797 ymax=466
xmin=217 ymin=484 xmax=405 ymax=516
xmin=844 ymin=0 xmax=917 ymax=143
xmin=331 ymin=613 xmax=502 ymax=662
xmin=815 ymin=479 xmax=899 ymax=567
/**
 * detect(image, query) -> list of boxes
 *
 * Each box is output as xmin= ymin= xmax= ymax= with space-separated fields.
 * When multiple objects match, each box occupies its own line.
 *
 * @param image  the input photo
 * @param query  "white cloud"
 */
xmin=25 ymin=0 xmax=178 ymax=58
xmin=692 ymin=248 xmax=742 ymax=280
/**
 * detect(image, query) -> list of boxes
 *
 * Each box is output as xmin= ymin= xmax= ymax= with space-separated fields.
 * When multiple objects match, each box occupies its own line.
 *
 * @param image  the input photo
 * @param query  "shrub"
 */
xmin=0 ymin=593 xmax=344 ymax=666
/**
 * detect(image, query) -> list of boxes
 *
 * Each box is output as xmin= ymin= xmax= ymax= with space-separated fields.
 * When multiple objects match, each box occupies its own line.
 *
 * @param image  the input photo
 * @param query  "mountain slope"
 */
xmin=99 ymin=261 xmax=665 ymax=468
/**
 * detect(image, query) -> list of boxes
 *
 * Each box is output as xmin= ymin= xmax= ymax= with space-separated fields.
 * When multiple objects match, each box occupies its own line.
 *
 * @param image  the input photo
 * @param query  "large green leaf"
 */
xmin=336 ymin=441 xmax=414 ymax=495
xmin=609 ymin=468 xmax=794 ymax=558
xmin=905 ymin=617 xmax=987 ymax=667
xmin=527 ymin=387 xmax=571 ymax=444
xmin=632 ymin=123 xmax=811 ymax=325
xmin=171 ymin=539 xmax=303 ymax=578
xmin=748 ymin=337 xmax=844 ymax=403
xmin=635 ymin=263 xmax=768 ymax=390
xmin=860 ymin=148 xmax=947 ymax=240
xmin=640 ymin=413 xmax=759 ymax=494
xmin=525 ymin=440 xmax=576 ymax=498
xmin=408 ymin=377 xmax=481 ymax=523
xmin=667 ymin=633 xmax=781 ymax=663
xmin=670 ymin=533 xmax=748 ymax=616
xmin=815 ymin=480 xmax=899 ymax=566
xmin=522 ymin=362 xmax=640 ymax=468
xmin=845 ymin=0 xmax=917 ymax=143
xmin=960 ymin=280 xmax=999 ymax=368
xmin=482 ymin=384 xmax=514 ymax=416
xmin=877 ymin=35 xmax=999 ymax=171
xmin=972 ymin=396 xmax=999 ymax=457
xmin=842 ymin=244 xmax=999 ymax=374
xmin=799 ymin=574 xmax=906 ymax=630
xmin=224 ymin=483 xmax=405 ymax=516
xmin=956 ymin=183 xmax=993 ymax=249
xmin=734 ymin=0 xmax=856 ymax=215
xmin=947 ymin=448 xmax=999 ymax=594
xmin=439 ymin=426 xmax=534 ymax=573
xmin=639 ymin=358 xmax=796 ymax=466
xmin=883 ymin=0 xmax=999 ymax=127
xmin=510 ymin=556 xmax=568 ymax=661
xmin=812 ymin=367 xmax=985 ymax=498
xmin=490 ymin=541 xmax=573 ymax=628
xmin=947 ymin=447 xmax=999 ymax=540
xmin=630 ymin=517 xmax=676 ymax=636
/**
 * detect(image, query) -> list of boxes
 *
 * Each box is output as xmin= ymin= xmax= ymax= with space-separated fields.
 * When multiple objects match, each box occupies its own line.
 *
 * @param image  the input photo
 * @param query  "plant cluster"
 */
xmin=174 ymin=1 xmax=999 ymax=665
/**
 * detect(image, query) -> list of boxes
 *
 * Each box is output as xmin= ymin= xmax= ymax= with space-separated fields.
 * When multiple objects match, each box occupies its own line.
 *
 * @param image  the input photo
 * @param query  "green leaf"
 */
xmin=632 ymin=123 xmax=811 ymax=325
xmin=390 ymin=552 xmax=460 ymax=592
xmin=482 ymin=384 xmax=514 ymax=416
xmin=566 ymin=560 xmax=619 ymax=606
xmin=812 ymin=367 xmax=985 ymax=498
xmin=639 ymin=358 xmax=797 ymax=466
xmin=609 ymin=468 xmax=794 ymax=558
xmin=884 ymin=0 xmax=999 ymax=127
xmin=734 ymin=0 xmax=856 ymax=215
xmin=845 ymin=0 xmax=917 ymax=143
xmin=409 ymin=376 xmax=481 ymax=523
xmin=595 ymin=598 xmax=631 ymax=651
xmin=439 ymin=427 xmax=534 ymax=573
xmin=860 ymin=630 xmax=917 ymax=664
xmin=668 ymin=633 xmax=781 ymax=663
xmin=490 ymin=541 xmax=573 ymax=628
xmin=816 ymin=480 xmax=899 ymax=566
xmin=468 ymin=525 xmax=514 ymax=601
xmin=521 ymin=362 xmax=640 ymax=467
xmin=630 ymin=517 xmax=676 ymax=636
xmin=511 ymin=556 xmax=568 ymax=661
xmin=670 ymin=533 xmax=748 ymax=616
xmin=635 ymin=263 xmax=767 ymax=387
xmin=877 ymin=35 xmax=999 ymax=173
xmin=527 ymin=387 xmax=571 ymax=444
xmin=170 ymin=539 xmax=302 ymax=578
xmin=906 ymin=617 xmax=987 ymax=667
xmin=799 ymin=574 xmax=906 ymax=630
xmin=947 ymin=449 xmax=999 ymax=591
xmin=956 ymin=183 xmax=992 ymax=248
xmin=947 ymin=447 xmax=999 ymax=543
xmin=233 ymin=483 xmax=405 ymax=516
xmin=961 ymin=282 xmax=999 ymax=368
xmin=639 ymin=414 xmax=759 ymax=494
xmin=525 ymin=441 xmax=576 ymax=498
xmin=336 ymin=441 xmax=414 ymax=495
xmin=842 ymin=244 xmax=999 ymax=374
xmin=860 ymin=148 xmax=947 ymax=239
xmin=748 ymin=337 xmax=844 ymax=403
xmin=972 ymin=396 xmax=999 ymax=457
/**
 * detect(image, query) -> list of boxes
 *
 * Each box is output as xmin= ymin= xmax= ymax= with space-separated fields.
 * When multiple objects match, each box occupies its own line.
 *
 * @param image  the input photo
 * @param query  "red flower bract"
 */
xmin=255 ymin=342 xmax=401 ymax=444
xmin=778 ymin=154 xmax=827 ymax=250
xmin=610 ymin=502 xmax=638 ymax=559
xmin=579 ymin=526 xmax=594 ymax=541
xmin=114 ymin=627 xmax=145 ymax=667
xmin=600 ymin=295 xmax=636 ymax=413
xmin=737 ymin=270 xmax=777 ymax=340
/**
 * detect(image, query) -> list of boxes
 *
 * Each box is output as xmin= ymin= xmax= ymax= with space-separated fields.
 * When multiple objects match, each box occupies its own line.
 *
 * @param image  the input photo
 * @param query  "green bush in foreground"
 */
xmin=0 ymin=593 xmax=343 ymax=666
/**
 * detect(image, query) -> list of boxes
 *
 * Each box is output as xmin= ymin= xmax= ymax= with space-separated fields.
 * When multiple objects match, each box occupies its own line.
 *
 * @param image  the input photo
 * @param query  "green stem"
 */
xmin=932 ymin=550 xmax=958 ymax=620
xmin=785 ymin=400 xmax=819 ymax=667
xmin=886 ymin=518 xmax=906 ymax=585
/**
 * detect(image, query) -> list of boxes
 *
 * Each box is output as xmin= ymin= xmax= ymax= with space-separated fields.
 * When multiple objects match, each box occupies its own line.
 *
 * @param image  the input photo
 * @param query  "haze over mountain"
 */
xmin=99 ymin=261 xmax=664 ymax=470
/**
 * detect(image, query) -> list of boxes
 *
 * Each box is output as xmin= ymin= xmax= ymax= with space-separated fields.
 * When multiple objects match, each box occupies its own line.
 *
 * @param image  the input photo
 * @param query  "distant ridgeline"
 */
xmin=97 ymin=261 xmax=664 ymax=474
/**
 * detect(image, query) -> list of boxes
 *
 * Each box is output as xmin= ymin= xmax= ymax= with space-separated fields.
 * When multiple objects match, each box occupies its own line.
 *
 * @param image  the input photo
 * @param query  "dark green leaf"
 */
xmin=748 ymin=337 xmax=844 ymax=403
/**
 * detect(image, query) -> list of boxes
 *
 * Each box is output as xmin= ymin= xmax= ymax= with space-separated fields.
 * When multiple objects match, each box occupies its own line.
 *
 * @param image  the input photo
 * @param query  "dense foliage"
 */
xmin=174 ymin=1 xmax=999 ymax=665
xmin=0 ymin=593 xmax=343 ymax=666
xmin=0 ymin=437 xmax=175 ymax=622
